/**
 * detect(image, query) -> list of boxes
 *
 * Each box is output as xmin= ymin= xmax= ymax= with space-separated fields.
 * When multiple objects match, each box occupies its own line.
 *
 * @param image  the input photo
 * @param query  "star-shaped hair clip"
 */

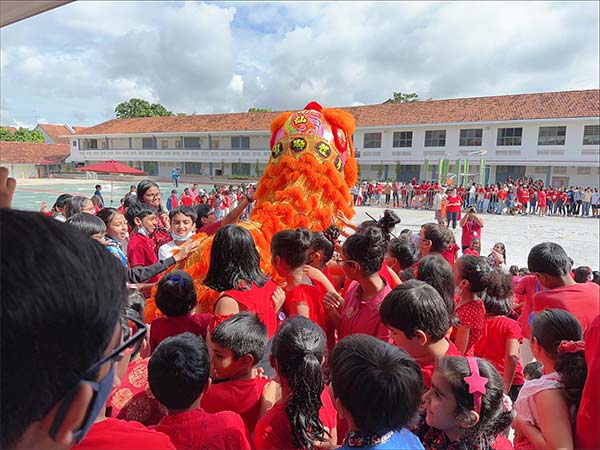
xmin=464 ymin=357 xmax=489 ymax=414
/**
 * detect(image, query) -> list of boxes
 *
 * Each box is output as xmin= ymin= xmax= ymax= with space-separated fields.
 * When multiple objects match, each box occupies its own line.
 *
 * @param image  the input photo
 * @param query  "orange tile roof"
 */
xmin=37 ymin=123 xmax=74 ymax=144
xmin=0 ymin=142 xmax=70 ymax=164
xmin=1 ymin=126 xmax=18 ymax=134
xmin=73 ymin=89 xmax=600 ymax=136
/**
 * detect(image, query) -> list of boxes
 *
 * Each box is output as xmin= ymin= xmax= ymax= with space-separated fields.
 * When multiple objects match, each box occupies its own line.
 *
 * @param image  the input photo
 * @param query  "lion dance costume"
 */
xmin=145 ymin=101 xmax=358 ymax=321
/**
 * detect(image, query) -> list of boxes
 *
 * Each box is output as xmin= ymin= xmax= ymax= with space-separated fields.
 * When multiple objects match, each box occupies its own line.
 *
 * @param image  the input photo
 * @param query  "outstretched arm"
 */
xmin=0 ymin=167 xmax=16 ymax=208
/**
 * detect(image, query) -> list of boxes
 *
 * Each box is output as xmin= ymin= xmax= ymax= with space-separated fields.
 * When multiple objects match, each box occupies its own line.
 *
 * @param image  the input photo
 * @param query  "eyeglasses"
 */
xmin=82 ymin=315 xmax=147 ymax=379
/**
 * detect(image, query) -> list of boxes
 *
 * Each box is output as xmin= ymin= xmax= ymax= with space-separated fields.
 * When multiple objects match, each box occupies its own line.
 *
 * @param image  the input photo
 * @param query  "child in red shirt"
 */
xmin=149 ymin=270 xmax=210 ymax=352
xmin=126 ymin=202 xmax=161 ymax=283
xmin=474 ymin=293 xmax=525 ymax=401
xmin=254 ymin=317 xmax=338 ymax=449
xmin=380 ymin=280 xmax=461 ymax=389
xmin=149 ymin=333 xmax=252 ymax=450
xmin=453 ymin=255 xmax=510 ymax=356
xmin=463 ymin=237 xmax=481 ymax=256
xmin=201 ymin=312 xmax=270 ymax=432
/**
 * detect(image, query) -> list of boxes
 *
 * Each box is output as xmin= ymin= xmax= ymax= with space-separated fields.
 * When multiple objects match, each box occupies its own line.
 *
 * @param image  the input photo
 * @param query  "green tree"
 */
xmin=248 ymin=107 xmax=272 ymax=113
xmin=395 ymin=161 xmax=402 ymax=181
xmin=389 ymin=92 xmax=420 ymax=103
xmin=0 ymin=127 xmax=44 ymax=142
xmin=114 ymin=98 xmax=173 ymax=119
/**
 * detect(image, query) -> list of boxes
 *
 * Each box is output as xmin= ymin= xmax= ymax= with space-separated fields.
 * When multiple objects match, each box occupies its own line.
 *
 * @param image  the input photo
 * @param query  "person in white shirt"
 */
xmin=433 ymin=188 xmax=446 ymax=221
xmin=158 ymin=206 xmax=197 ymax=261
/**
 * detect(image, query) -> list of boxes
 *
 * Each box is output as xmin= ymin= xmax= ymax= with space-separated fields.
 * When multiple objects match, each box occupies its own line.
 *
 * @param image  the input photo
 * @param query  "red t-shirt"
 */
xmin=149 ymin=313 xmax=211 ymax=352
xmin=537 ymin=191 xmax=547 ymax=207
xmin=474 ymin=316 xmax=524 ymax=386
xmin=284 ymin=282 xmax=328 ymax=333
xmin=419 ymin=340 xmax=462 ymax=389
xmin=446 ymin=195 xmax=462 ymax=213
xmin=198 ymin=219 xmax=223 ymax=236
xmin=497 ymin=190 xmax=507 ymax=201
xmin=533 ymin=282 xmax=600 ymax=332
xmin=463 ymin=248 xmax=480 ymax=257
xmin=73 ymin=417 xmax=174 ymax=450
xmin=575 ymin=315 xmax=600 ymax=450
xmin=340 ymin=281 xmax=392 ymax=341
xmin=222 ymin=280 xmax=279 ymax=337
xmin=455 ymin=298 xmax=485 ymax=356
xmin=254 ymin=389 xmax=337 ymax=450
xmin=461 ymin=219 xmax=482 ymax=247
xmin=127 ymin=232 xmax=160 ymax=283
xmin=515 ymin=275 xmax=540 ymax=339
xmin=153 ymin=409 xmax=251 ymax=450
xmin=440 ymin=242 xmax=459 ymax=268
xmin=108 ymin=358 xmax=168 ymax=426
xmin=180 ymin=194 xmax=193 ymax=207
xmin=201 ymin=376 xmax=269 ymax=432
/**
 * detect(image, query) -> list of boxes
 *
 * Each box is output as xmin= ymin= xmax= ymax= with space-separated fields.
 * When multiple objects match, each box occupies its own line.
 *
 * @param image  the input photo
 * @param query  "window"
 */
xmin=175 ymin=140 xmax=181 ymax=149
xmin=142 ymin=137 xmax=155 ymax=149
xmin=459 ymin=129 xmax=483 ymax=146
xmin=553 ymin=166 xmax=567 ymax=174
xmin=363 ymin=132 xmax=382 ymax=148
xmin=231 ymin=162 xmax=251 ymax=176
xmin=231 ymin=136 xmax=250 ymax=149
xmin=87 ymin=139 xmax=98 ymax=149
xmin=424 ymin=130 xmax=446 ymax=147
xmin=72 ymin=140 xmax=77 ymax=147
xmin=577 ymin=167 xmax=591 ymax=175
xmin=101 ymin=140 xmax=108 ymax=149
xmin=583 ymin=125 xmax=600 ymax=145
xmin=538 ymin=126 xmax=566 ymax=145
xmin=183 ymin=137 xmax=201 ymax=149
xmin=210 ymin=138 xmax=220 ymax=150
xmin=392 ymin=131 xmax=412 ymax=147
xmin=534 ymin=166 xmax=547 ymax=174
xmin=160 ymin=140 xmax=169 ymax=149
xmin=497 ymin=128 xmax=522 ymax=146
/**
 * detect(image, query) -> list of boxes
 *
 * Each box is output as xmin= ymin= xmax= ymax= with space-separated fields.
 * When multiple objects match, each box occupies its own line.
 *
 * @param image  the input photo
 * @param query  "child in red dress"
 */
xmin=149 ymin=333 xmax=252 ymax=450
xmin=125 ymin=202 xmax=160 ymax=283
xmin=254 ymin=316 xmax=338 ymax=449
xmin=149 ymin=270 xmax=210 ymax=352
xmin=201 ymin=312 xmax=269 ymax=432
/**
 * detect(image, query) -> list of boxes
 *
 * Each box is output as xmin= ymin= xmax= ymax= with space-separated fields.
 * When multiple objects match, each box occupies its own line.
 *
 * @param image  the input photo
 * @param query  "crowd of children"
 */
xmin=1 ymin=164 xmax=599 ymax=450
xmin=353 ymin=177 xmax=600 ymax=219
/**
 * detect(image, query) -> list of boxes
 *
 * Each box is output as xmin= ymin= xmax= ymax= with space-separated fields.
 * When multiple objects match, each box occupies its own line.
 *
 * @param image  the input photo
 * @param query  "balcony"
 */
xmin=79 ymin=148 xmax=271 ymax=163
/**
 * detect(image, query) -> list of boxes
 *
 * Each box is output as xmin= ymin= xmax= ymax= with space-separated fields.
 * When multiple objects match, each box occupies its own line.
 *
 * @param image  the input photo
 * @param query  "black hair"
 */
xmin=148 ymin=332 xmax=210 ymax=410
xmin=271 ymin=316 xmax=327 ymax=449
xmin=342 ymin=227 xmax=386 ymax=276
xmin=509 ymin=265 xmax=519 ymax=276
xmin=457 ymin=255 xmax=513 ymax=296
xmin=531 ymin=309 xmax=587 ymax=413
xmin=527 ymin=242 xmax=570 ymax=277
xmin=271 ymin=228 xmax=313 ymax=269
xmin=491 ymin=242 xmax=507 ymax=264
xmin=593 ymin=270 xmax=600 ymax=285
xmin=195 ymin=203 xmax=213 ymax=229
xmin=155 ymin=270 xmax=197 ymax=316
xmin=329 ymin=334 xmax=423 ymax=434
xmin=481 ymin=292 xmax=512 ymax=316
xmin=123 ymin=195 xmax=137 ymax=209
xmin=169 ymin=205 xmax=198 ymax=223
xmin=95 ymin=184 xmax=102 ymax=190
xmin=211 ymin=312 xmax=267 ymax=364
xmin=416 ymin=254 xmax=456 ymax=321
xmin=137 ymin=179 xmax=165 ymax=213
xmin=204 ymin=225 xmax=268 ymax=291
xmin=356 ymin=209 xmax=401 ymax=242
xmin=523 ymin=361 xmax=543 ymax=380
xmin=67 ymin=212 xmax=107 ymax=236
xmin=380 ymin=280 xmax=451 ymax=342
xmin=421 ymin=223 xmax=453 ymax=253
xmin=436 ymin=356 xmax=514 ymax=441
xmin=64 ymin=195 xmax=91 ymax=218
xmin=309 ymin=228 xmax=338 ymax=268
xmin=125 ymin=201 xmax=157 ymax=228
xmin=96 ymin=207 xmax=122 ymax=229
xmin=573 ymin=266 xmax=592 ymax=283
xmin=519 ymin=267 xmax=531 ymax=276
xmin=1 ymin=209 xmax=126 ymax=448
xmin=52 ymin=193 xmax=72 ymax=211
xmin=388 ymin=236 xmax=419 ymax=270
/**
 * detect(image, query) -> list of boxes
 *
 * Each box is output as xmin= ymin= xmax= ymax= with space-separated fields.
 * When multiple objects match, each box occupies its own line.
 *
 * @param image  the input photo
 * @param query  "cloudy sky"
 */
xmin=1 ymin=1 xmax=598 ymax=128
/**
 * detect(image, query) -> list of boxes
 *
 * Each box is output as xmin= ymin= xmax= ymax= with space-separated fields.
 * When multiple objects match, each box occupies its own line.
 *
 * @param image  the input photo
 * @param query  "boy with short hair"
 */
xmin=158 ymin=206 xmax=197 ymax=260
xmin=380 ymin=279 xmax=461 ymax=389
xmin=528 ymin=242 xmax=599 ymax=331
xmin=166 ymin=190 xmax=178 ymax=211
xmin=329 ymin=334 xmax=424 ymax=449
xmin=201 ymin=312 xmax=270 ymax=431
xmin=149 ymin=333 xmax=252 ymax=450
xmin=126 ymin=202 xmax=160 ymax=283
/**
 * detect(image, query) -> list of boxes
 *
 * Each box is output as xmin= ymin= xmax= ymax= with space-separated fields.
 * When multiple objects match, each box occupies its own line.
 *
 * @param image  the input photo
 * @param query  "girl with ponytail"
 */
xmin=254 ymin=316 xmax=337 ymax=449
xmin=513 ymin=309 xmax=587 ymax=450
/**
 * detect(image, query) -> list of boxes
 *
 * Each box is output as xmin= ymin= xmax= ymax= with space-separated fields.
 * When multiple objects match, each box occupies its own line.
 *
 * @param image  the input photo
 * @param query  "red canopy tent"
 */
xmin=76 ymin=160 xmax=145 ymax=204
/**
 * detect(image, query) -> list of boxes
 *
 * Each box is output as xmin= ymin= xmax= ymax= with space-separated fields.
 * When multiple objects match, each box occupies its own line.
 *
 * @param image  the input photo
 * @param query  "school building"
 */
xmin=66 ymin=89 xmax=600 ymax=187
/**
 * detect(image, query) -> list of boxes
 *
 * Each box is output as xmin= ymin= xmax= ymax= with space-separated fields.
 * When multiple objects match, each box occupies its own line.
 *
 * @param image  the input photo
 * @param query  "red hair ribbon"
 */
xmin=464 ymin=357 xmax=489 ymax=414
xmin=558 ymin=340 xmax=585 ymax=354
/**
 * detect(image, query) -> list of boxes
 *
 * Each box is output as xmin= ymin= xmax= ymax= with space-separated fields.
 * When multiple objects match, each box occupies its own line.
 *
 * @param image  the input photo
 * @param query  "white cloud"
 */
xmin=0 ymin=1 xmax=597 ymax=126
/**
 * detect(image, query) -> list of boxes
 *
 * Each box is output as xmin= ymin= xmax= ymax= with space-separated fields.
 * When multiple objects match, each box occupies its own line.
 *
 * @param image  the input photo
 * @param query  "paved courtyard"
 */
xmin=352 ymin=206 xmax=600 ymax=270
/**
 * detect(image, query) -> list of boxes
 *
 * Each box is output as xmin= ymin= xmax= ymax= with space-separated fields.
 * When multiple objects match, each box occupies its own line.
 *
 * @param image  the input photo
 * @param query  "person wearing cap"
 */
xmin=196 ymin=193 xmax=255 ymax=236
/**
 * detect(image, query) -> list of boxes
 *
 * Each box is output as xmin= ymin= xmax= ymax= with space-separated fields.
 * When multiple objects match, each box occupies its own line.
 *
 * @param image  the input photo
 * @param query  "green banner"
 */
xmin=480 ymin=158 xmax=486 ymax=184
xmin=424 ymin=159 xmax=429 ymax=180
xmin=463 ymin=159 xmax=469 ymax=187
xmin=438 ymin=159 xmax=444 ymax=184
xmin=455 ymin=159 xmax=460 ymax=186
